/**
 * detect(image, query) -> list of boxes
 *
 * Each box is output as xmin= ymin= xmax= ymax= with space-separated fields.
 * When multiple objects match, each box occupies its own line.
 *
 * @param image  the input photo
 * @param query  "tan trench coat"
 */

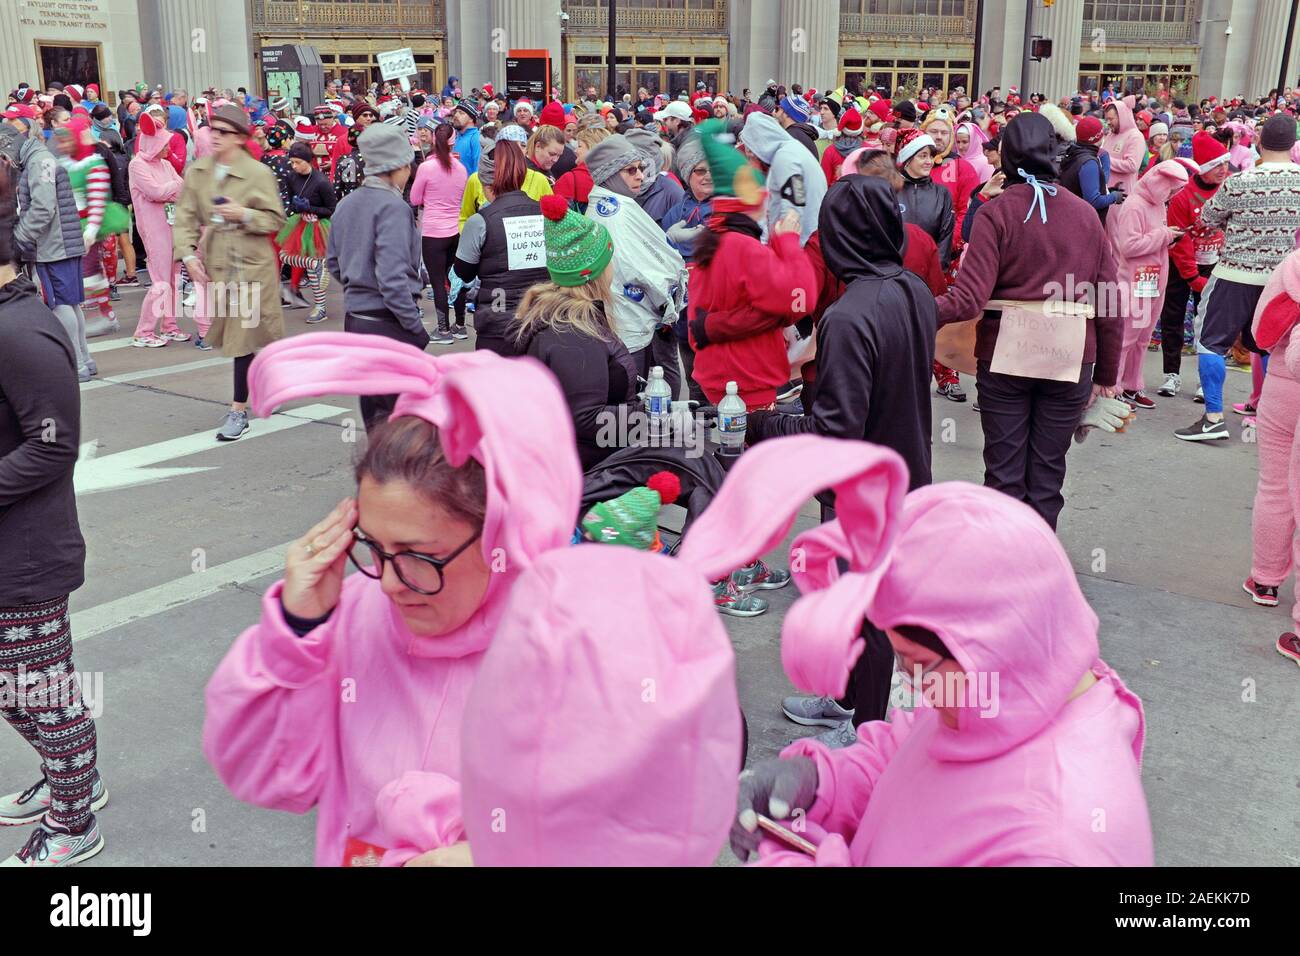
xmin=172 ymin=150 xmax=286 ymax=357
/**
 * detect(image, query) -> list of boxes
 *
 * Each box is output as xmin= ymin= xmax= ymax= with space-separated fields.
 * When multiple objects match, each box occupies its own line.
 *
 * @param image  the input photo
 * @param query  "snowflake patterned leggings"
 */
xmin=0 ymin=595 xmax=98 ymax=832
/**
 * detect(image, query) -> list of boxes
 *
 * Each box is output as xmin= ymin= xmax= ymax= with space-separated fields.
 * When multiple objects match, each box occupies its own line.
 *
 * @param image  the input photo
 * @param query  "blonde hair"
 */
xmin=576 ymin=126 xmax=611 ymax=150
xmin=1158 ymin=140 xmax=1177 ymax=162
xmin=526 ymin=124 xmax=566 ymax=159
xmin=513 ymin=265 xmax=615 ymax=346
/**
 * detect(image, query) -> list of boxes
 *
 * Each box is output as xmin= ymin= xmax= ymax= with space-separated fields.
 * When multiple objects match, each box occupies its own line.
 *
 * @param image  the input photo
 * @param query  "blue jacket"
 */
xmin=659 ymin=194 xmax=712 ymax=260
xmin=455 ymin=126 xmax=481 ymax=178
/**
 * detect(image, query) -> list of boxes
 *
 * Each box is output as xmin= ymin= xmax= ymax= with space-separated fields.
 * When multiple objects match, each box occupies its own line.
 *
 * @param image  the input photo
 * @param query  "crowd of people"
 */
xmin=1 ymin=64 xmax=1299 ymax=867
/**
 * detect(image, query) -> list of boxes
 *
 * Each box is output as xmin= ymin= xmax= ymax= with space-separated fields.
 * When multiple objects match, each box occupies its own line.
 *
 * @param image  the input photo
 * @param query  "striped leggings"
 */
xmin=0 ymin=596 xmax=98 ymax=832
xmin=281 ymin=255 xmax=328 ymax=309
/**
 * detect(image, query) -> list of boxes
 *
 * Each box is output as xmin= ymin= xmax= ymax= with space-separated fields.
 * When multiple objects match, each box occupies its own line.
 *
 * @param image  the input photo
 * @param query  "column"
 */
xmin=1246 ymin=0 xmax=1300 ymax=96
xmin=731 ymin=0 xmax=783 ymax=99
xmin=777 ymin=0 xmax=840 ymax=91
xmin=1026 ymin=0 xmax=1083 ymax=98
xmin=0 ymin=7 xmax=34 ymax=88
xmin=978 ymin=0 xmax=1033 ymax=95
xmin=149 ymin=0 xmax=220 ymax=93
xmin=449 ymin=0 xmax=496 ymax=89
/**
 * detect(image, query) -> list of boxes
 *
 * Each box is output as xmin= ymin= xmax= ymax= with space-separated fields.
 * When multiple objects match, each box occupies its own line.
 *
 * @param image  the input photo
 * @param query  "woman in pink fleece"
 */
xmin=679 ymin=436 xmax=1154 ymax=866
xmin=1107 ymin=159 xmax=1189 ymax=406
xmin=1246 ymin=247 xmax=1300 ymax=668
xmin=128 ymin=111 xmax=207 ymax=347
xmin=1101 ymin=97 xmax=1146 ymax=198
xmin=202 ymin=332 xmax=582 ymax=867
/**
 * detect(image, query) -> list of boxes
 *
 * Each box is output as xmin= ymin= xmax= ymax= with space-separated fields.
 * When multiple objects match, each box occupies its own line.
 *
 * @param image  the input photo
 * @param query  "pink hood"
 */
xmin=460 ymin=546 xmax=741 ymax=866
xmin=957 ymin=121 xmax=993 ymax=183
xmin=206 ymin=335 xmax=583 ymax=867
xmin=249 ymin=332 xmax=581 ymax=657
xmin=1107 ymin=160 xmax=1187 ymax=327
xmin=680 ymin=436 xmax=1152 ymax=865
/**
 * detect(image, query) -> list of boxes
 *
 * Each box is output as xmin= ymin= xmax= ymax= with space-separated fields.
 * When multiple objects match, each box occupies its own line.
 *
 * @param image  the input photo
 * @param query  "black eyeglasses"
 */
xmin=347 ymin=527 xmax=481 ymax=596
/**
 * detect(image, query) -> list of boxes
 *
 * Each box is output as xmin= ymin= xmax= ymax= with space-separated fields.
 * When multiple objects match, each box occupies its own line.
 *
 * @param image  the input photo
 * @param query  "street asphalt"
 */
xmin=1 ymin=277 xmax=1295 ymax=867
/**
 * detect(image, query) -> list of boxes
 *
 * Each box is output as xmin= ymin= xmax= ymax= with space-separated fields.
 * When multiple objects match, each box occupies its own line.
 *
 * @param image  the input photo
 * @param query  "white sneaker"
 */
xmin=0 ymin=771 xmax=108 ymax=826
xmin=1 ymin=815 xmax=104 ymax=867
xmin=1157 ymin=372 xmax=1181 ymax=397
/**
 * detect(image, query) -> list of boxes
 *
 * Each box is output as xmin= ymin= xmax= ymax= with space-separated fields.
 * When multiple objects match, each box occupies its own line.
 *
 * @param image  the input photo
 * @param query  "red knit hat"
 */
xmin=868 ymin=99 xmax=891 ymax=126
xmin=1192 ymin=130 xmax=1230 ymax=173
xmin=838 ymin=107 xmax=865 ymax=136
xmin=539 ymin=101 xmax=566 ymax=128
xmin=1075 ymin=115 xmax=1103 ymax=144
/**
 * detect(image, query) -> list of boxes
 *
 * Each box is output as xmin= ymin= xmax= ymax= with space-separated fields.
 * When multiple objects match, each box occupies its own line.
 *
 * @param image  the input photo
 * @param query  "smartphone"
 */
xmin=212 ymin=196 xmax=229 ymax=205
xmin=755 ymin=814 xmax=818 ymax=856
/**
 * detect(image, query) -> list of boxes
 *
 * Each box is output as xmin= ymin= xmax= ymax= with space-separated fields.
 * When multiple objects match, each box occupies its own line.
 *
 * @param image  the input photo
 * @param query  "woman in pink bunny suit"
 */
xmin=202 ymin=333 xmax=583 ymax=866
xmin=127 ymin=110 xmax=208 ymax=347
xmin=1246 ymin=247 xmax=1300 ymax=666
xmin=678 ymin=436 xmax=1154 ymax=866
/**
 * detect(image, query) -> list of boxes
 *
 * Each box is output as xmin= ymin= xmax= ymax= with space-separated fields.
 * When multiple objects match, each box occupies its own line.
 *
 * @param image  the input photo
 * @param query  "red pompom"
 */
xmin=540 ymin=193 xmax=570 ymax=222
xmin=647 ymin=471 xmax=681 ymax=505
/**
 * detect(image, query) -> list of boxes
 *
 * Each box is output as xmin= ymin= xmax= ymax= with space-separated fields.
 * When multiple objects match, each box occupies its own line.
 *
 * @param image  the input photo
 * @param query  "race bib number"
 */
xmin=990 ymin=305 xmax=1086 ymax=383
xmin=779 ymin=174 xmax=807 ymax=207
xmin=1133 ymin=263 xmax=1160 ymax=298
xmin=503 ymin=215 xmax=547 ymax=270
xmin=1195 ymin=233 xmax=1223 ymax=265
xmin=342 ymin=837 xmax=386 ymax=867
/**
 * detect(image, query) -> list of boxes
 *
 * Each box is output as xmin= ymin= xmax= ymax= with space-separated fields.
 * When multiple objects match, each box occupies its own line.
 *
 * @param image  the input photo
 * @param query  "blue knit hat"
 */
xmin=779 ymin=94 xmax=811 ymax=124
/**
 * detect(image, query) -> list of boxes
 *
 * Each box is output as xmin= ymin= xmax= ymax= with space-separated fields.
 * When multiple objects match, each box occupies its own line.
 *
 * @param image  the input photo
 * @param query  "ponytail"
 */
xmin=433 ymin=123 xmax=454 ymax=172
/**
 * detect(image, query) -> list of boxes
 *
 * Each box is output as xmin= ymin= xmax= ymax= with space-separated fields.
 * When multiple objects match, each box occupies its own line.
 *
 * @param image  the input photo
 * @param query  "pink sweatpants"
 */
xmin=1117 ymin=301 xmax=1160 ymax=393
xmin=1250 ymin=370 xmax=1300 ymax=627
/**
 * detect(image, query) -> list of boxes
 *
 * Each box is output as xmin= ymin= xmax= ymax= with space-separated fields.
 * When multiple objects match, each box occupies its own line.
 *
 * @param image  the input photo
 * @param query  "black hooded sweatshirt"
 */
xmin=749 ymin=175 xmax=935 ymax=491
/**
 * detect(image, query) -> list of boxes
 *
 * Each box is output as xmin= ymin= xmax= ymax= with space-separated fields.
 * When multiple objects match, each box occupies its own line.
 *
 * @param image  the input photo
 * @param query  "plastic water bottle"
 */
xmin=718 ymin=381 xmax=747 ymax=457
xmin=644 ymin=366 xmax=672 ymax=441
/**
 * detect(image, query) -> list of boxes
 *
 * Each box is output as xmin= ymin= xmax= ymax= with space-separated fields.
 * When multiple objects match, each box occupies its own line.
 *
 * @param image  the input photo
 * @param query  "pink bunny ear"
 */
xmin=676 ymin=436 xmax=910 ymax=582
xmin=421 ymin=354 xmax=582 ymax=572
xmin=248 ymin=333 xmax=445 ymax=418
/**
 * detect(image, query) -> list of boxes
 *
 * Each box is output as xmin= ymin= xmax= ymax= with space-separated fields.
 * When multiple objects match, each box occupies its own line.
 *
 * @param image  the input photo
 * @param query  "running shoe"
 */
xmin=937 ymin=381 xmax=967 ymax=402
xmin=1277 ymin=632 xmax=1300 ymax=667
xmin=0 ymin=772 xmax=108 ymax=827
xmin=1122 ymin=390 xmax=1156 ymax=409
xmin=429 ymin=329 xmax=455 ymax=346
xmin=161 ymin=330 xmax=191 ymax=342
xmin=1 ymin=816 xmax=103 ymax=867
xmin=194 ymin=336 xmax=214 ymax=351
xmin=129 ymin=335 xmax=168 ymax=348
xmin=1193 ymin=386 xmax=1204 ymax=403
xmin=781 ymin=695 xmax=854 ymax=728
xmin=1243 ymin=577 xmax=1280 ymax=607
xmin=451 ymin=325 xmax=469 ymax=340
xmin=731 ymin=559 xmax=790 ymax=591
xmin=815 ymin=719 xmax=860 ymax=750
xmin=85 ymin=360 xmax=97 ymax=377
xmin=1232 ymin=402 xmax=1257 ymax=415
xmin=107 ymin=285 xmax=121 ymax=302
xmin=1174 ymin=415 xmax=1229 ymax=442
xmin=77 ymin=366 xmax=92 ymax=384
xmin=1243 ymin=415 xmax=1258 ymax=428
xmin=306 ymin=306 xmax=328 ymax=324
xmin=117 ymin=274 xmax=140 ymax=287
xmin=712 ymin=579 xmax=768 ymax=617
xmin=216 ymin=410 xmax=249 ymax=442
xmin=776 ymin=380 xmax=803 ymax=403
xmin=1157 ymin=372 xmax=1181 ymax=397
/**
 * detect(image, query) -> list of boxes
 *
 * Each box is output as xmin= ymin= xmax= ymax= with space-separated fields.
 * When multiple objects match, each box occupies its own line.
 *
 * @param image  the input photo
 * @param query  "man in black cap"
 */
xmin=451 ymin=99 xmax=480 ymax=177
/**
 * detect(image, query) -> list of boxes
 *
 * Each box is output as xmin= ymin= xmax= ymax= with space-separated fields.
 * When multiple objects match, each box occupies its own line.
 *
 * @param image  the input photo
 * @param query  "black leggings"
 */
xmin=421 ymin=234 xmax=463 ymax=327
xmin=233 ymin=353 xmax=255 ymax=404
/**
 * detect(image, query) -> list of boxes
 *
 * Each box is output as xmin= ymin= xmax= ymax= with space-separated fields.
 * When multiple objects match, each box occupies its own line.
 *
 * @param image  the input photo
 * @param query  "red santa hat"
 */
xmin=1192 ymin=130 xmax=1230 ymax=173
xmin=293 ymin=117 xmax=319 ymax=142
xmin=838 ymin=107 xmax=865 ymax=137
xmin=868 ymin=98 xmax=892 ymax=128
xmin=483 ymin=82 xmax=494 ymax=97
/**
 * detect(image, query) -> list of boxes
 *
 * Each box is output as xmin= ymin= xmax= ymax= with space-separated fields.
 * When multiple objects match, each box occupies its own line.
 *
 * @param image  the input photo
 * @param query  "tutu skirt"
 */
xmin=276 ymin=213 xmax=330 ymax=260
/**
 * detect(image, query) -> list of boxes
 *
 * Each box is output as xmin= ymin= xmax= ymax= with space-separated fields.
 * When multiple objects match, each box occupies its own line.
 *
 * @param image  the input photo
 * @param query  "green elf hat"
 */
xmin=581 ymin=472 xmax=681 ymax=551
xmin=697 ymin=118 xmax=766 ymax=209
xmin=539 ymin=193 xmax=614 ymax=286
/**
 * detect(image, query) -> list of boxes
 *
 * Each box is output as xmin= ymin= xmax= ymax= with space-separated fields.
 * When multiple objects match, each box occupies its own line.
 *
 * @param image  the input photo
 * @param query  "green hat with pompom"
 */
xmin=539 ymin=193 xmax=614 ymax=286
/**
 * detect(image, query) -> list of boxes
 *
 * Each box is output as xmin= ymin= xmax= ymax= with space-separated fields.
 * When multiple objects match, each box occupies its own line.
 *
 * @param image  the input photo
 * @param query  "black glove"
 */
xmin=730 ymin=755 xmax=819 ymax=862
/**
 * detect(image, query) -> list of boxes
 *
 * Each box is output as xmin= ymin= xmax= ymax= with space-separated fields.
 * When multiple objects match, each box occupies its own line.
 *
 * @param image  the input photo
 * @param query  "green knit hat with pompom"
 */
xmin=539 ymin=193 xmax=614 ymax=286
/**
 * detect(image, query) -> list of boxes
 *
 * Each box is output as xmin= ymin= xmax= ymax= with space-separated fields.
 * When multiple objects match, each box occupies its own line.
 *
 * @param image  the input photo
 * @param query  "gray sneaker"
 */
xmin=86 ymin=360 xmax=98 ymax=377
xmin=731 ymin=559 xmax=791 ymax=591
xmin=0 ymin=772 xmax=108 ymax=826
xmin=77 ymin=366 xmax=92 ymax=384
xmin=781 ymin=694 xmax=855 ymax=728
xmin=1 ymin=815 xmax=104 ymax=867
xmin=216 ymin=409 xmax=250 ymax=442
xmin=815 ymin=719 xmax=861 ymax=750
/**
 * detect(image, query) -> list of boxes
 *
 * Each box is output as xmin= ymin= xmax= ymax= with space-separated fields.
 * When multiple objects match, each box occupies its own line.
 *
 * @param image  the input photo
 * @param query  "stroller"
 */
xmin=579 ymin=443 xmax=729 ymax=555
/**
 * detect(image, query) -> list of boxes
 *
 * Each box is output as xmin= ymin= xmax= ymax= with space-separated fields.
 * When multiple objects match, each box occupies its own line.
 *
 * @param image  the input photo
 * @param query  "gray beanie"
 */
xmin=1260 ymin=113 xmax=1298 ymax=152
xmin=358 ymin=121 xmax=414 ymax=175
xmin=623 ymin=126 xmax=663 ymax=177
xmin=478 ymin=136 xmax=496 ymax=186
xmin=673 ymin=130 xmax=706 ymax=182
xmin=585 ymin=133 xmax=643 ymax=188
